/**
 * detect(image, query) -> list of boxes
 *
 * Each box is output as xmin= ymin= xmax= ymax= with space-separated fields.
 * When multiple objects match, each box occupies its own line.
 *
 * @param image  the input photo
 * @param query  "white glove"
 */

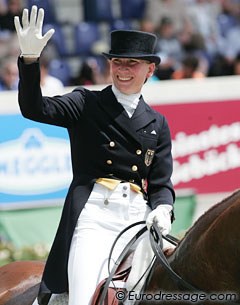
xmin=14 ymin=5 xmax=55 ymax=58
xmin=146 ymin=204 xmax=172 ymax=235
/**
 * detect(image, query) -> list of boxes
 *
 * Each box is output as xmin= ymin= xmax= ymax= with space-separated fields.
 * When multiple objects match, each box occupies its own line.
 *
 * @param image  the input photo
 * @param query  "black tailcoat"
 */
xmin=17 ymin=58 xmax=175 ymax=302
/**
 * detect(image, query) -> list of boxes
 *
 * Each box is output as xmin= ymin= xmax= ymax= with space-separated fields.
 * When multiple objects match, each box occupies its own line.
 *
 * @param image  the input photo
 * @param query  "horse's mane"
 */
xmin=175 ymin=189 xmax=240 ymax=251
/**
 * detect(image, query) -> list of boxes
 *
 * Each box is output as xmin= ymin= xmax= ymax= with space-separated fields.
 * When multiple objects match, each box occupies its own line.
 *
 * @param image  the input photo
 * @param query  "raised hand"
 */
xmin=14 ymin=5 xmax=55 ymax=58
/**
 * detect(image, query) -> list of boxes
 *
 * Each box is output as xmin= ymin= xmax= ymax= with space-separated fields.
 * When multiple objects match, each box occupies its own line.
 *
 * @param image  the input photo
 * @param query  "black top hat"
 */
xmin=102 ymin=30 xmax=161 ymax=65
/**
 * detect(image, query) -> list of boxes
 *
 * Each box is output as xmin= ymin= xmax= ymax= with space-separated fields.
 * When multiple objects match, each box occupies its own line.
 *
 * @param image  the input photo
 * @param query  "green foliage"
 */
xmin=0 ymin=242 xmax=48 ymax=266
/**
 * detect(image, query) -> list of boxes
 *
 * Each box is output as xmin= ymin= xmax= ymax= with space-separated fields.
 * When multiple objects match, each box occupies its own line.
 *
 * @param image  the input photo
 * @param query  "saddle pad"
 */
xmin=48 ymin=293 xmax=68 ymax=305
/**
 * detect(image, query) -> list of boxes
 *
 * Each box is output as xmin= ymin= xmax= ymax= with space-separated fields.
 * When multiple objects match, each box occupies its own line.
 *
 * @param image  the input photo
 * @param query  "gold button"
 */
xmin=109 ymin=141 xmax=115 ymax=147
xmin=107 ymin=160 xmax=112 ymax=165
xmin=132 ymin=165 xmax=138 ymax=172
xmin=136 ymin=149 xmax=142 ymax=155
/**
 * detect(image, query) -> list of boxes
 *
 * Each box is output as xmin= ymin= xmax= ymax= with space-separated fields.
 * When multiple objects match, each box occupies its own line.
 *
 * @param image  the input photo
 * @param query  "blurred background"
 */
xmin=0 ymin=0 xmax=240 ymax=265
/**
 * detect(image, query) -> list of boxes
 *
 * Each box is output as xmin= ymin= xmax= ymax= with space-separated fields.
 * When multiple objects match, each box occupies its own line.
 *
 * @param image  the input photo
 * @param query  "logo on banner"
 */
xmin=0 ymin=128 xmax=72 ymax=195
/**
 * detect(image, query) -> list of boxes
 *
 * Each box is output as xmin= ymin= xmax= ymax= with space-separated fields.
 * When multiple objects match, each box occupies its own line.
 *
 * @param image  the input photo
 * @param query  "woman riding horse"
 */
xmin=1 ymin=190 xmax=239 ymax=305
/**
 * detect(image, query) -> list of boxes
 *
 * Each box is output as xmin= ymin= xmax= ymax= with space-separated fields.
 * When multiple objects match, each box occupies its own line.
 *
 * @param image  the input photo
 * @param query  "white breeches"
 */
xmin=67 ymin=182 xmax=150 ymax=305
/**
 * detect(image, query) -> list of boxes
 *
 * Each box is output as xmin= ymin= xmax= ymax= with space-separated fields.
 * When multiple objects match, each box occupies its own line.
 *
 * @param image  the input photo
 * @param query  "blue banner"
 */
xmin=0 ymin=114 xmax=72 ymax=207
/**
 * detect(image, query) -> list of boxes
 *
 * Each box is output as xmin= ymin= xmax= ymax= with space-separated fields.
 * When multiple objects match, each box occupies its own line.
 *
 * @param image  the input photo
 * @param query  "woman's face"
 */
xmin=110 ymin=58 xmax=155 ymax=94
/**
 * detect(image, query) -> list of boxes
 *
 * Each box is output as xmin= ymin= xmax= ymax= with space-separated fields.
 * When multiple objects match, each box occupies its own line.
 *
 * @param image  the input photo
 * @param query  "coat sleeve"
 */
xmin=17 ymin=57 xmax=86 ymax=128
xmin=147 ymin=115 xmax=175 ymax=211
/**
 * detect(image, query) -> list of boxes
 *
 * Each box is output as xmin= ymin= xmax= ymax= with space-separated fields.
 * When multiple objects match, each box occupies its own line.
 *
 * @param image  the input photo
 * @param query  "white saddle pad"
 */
xmin=48 ymin=293 xmax=68 ymax=305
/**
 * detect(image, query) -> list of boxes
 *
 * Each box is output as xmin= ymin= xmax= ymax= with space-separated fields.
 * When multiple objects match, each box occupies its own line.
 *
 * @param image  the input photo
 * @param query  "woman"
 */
xmin=14 ymin=6 xmax=175 ymax=305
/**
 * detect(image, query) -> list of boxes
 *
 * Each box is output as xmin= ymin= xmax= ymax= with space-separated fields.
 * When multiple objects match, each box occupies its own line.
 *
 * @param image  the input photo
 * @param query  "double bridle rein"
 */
xmin=150 ymin=223 xmax=240 ymax=305
xmin=99 ymin=221 xmax=240 ymax=305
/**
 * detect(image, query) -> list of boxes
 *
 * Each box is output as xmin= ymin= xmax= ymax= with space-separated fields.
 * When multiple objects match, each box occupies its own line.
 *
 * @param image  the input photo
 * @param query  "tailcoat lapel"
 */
xmin=99 ymin=86 xmax=156 ymax=144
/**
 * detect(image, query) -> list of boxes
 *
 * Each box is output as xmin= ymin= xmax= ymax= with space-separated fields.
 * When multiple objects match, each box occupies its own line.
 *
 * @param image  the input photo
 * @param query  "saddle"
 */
xmin=91 ymin=241 xmax=175 ymax=305
xmin=91 ymin=251 xmax=133 ymax=305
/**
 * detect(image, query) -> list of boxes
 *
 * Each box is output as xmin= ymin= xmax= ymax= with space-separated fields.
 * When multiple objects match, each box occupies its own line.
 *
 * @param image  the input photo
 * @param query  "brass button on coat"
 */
xmin=109 ymin=141 xmax=115 ymax=147
xmin=132 ymin=165 xmax=138 ymax=172
xmin=136 ymin=149 xmax=142 ymax=155
xmin=106 ymin=160 xmax=112 ymax=165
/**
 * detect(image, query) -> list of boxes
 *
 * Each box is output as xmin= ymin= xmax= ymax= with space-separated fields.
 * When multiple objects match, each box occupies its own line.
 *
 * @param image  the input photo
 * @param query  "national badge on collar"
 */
xmin=145 ymin=149 xmax=155 ymax=166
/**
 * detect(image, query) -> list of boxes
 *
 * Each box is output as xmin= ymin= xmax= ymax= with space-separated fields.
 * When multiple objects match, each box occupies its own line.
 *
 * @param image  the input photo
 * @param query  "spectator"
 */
xmin=40 ymin=56 xmax=64 ymax=95
xmin=207 ymin=53 xmax=234 ymax=76
xmin=0 ymin=31 xmax=20 ymax=58
xmin=98 ymin=57 xmax=112 ymax=84
xmin=139 ymin=18 xmax=156 ymax=34
xmin=0 ymin=0 xmax=22 ymax=60
xmin=144 ymin=0 xmax=191 ymax=33
xmin=207 ymin=1 xmax=240 ymax=76
xmin=72 ymin=58 xmax=101 ymax=86
xmin=232 ymin=52 xmax=240 ymax=75
xmin=185 ymin=0 xmax=222 ymax=58
xmin=0 ymin=0 xmax=23 ymax=33
xmin=220 ymin=20 xmax=240 ymax=61
xmin=154 ymin=17 xmax=184 ymax=80
xmin=0 ymin=0 xmax=7 ymax=14
xmin=72 ymin=57 xmax=112 ymax=86
xmin=217 ymin=0 xmax=240 ymax=38
xmin=171 ymin=54 xmax=205 ymax=79
xmin=0 ymin=56 xmax=18 ymax=90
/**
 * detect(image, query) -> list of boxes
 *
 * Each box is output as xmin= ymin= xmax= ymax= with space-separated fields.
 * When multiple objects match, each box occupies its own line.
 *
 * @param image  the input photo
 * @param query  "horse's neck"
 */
xmin=170 ymin=190 xmax=240 ymax=291
xmin=176 ymin=190 xmax=240 ymax=251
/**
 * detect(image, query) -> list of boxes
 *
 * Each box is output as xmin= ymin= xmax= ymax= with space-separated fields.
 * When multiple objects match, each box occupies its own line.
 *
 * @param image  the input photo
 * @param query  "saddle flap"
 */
xmin=91 ymin=266 xmax=130 ymax=305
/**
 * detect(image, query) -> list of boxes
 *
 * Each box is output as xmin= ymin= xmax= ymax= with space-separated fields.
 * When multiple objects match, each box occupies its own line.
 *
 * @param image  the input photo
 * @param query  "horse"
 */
xmin=0 ymin=189 xmax=239 ymax=305
xmin=0 ymin=260 xmax=44 ymax=305
xmin=140 ymin=189 xmax=240 ymax=304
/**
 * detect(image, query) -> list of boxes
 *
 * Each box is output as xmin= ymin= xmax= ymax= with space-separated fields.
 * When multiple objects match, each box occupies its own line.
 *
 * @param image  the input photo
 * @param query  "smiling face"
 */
xmin=110 ymin=58 xmax=156 ymax=95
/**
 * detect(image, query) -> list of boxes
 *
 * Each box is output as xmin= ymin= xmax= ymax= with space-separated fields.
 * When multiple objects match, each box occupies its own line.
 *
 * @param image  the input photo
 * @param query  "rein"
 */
xmin=99 ymin=221 xmax=147 ymax=305
xmin=99 ymin=221 xmax=178 ymax=305
xmin=150 ymin=223 xmax=240 ymax=305
xmin=99 ymin=222 xmax=240 ymax=305
xmin=149 ymin=223 xmax=200 ymax=291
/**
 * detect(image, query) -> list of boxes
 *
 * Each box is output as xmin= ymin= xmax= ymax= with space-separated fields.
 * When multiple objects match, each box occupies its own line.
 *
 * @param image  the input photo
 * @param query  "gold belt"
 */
xmin=96 ymin=178 xmax=142 ymax=194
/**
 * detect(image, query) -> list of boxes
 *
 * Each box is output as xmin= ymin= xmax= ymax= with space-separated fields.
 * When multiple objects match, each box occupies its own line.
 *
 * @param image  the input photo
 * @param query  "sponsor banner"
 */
xmin=0 ymin=115 xmax=72 ymax=206
xmin=153 ymin=100 xmax=240 ymax=194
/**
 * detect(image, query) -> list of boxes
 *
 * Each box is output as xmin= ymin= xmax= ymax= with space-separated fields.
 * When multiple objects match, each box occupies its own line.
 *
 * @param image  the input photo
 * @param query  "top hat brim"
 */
xmin=102 ymin=52 xmax=161 ymax=65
